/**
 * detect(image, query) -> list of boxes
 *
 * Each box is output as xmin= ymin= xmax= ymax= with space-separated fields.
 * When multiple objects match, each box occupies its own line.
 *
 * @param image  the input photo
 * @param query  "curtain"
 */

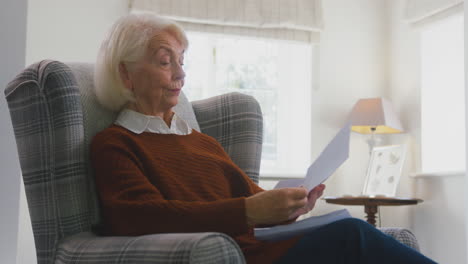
xmin=404 ymin=0 xmax=463 ymax=25
xmin=129 ymin=0 xmax=323 ymax=42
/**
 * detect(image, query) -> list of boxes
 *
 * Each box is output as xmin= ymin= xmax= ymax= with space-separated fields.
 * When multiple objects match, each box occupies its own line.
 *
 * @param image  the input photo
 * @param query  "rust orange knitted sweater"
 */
xmin=91 ymin=125 xmax=299 ymax=263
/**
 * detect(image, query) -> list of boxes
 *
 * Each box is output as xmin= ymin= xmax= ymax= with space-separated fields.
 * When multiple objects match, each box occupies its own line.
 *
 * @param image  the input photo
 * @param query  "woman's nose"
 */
xmin=173 ymin=63 xmax=185 ymax=81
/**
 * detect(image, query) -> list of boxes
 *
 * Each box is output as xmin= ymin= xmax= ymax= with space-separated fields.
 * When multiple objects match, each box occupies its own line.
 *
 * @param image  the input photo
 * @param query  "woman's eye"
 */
xmin=160 ymin=61 xmax=170 ymax=66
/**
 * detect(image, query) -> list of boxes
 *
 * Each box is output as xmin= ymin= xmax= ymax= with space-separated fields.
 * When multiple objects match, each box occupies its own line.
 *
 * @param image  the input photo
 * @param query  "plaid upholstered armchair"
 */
xmin=5 ymin=60 xmax=420 ymax=264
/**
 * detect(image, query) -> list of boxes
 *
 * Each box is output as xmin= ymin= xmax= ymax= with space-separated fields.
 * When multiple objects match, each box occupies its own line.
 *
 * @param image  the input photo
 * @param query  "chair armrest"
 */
xmin=192 ymin=92 xmax=263 ymax=184
xmin=55 ymin=232 xmax=245 ymax=264
xmin=378 ymin=227 xmax=420 ymax=251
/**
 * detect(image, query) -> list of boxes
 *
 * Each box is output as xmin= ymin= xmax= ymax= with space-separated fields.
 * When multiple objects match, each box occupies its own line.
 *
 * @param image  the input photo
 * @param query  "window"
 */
xmin=420 ymin=14 xmax=465 ymax=173
xmin=184 ymin=32 xmax=313 ymax=176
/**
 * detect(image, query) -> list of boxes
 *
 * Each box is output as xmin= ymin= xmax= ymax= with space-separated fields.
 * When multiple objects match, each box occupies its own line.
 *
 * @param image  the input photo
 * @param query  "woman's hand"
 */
xmin=245 ymin=187 xmax=308 ymax=226
xmin=289 ymin=184 xmax=326 ymax=219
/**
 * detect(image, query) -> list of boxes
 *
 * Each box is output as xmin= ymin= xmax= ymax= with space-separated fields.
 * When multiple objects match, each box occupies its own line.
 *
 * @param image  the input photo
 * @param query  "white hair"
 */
xmin=94 ymin=12 xmax=188 ymax=111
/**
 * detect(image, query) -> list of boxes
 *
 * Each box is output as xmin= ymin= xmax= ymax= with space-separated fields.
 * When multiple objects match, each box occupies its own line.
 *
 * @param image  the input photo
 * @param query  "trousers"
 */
xmin=274 ymin=218 xmax=436 ymax=264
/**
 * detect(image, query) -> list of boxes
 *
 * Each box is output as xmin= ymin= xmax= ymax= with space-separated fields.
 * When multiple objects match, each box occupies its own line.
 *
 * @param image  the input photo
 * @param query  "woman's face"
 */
xmin=123 ymin=30 xmax=186 ymax=116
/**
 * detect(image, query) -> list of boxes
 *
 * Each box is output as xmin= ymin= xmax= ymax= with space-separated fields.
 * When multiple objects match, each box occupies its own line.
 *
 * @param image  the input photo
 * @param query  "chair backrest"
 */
xmin=4 ymin=60 xmax=203 ymax=264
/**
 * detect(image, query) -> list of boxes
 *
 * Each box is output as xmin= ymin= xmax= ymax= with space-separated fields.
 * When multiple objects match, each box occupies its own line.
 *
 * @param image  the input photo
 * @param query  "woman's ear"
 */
xmin=118 ymin=62 xmax=133 ymax=91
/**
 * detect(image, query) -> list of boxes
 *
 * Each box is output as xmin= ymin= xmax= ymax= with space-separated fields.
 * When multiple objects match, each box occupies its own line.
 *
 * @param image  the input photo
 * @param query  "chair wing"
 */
xmin=192 ymin=93 xmax=263 ymax=183
xmin=5 ymin=60 xmax=95 ymax=263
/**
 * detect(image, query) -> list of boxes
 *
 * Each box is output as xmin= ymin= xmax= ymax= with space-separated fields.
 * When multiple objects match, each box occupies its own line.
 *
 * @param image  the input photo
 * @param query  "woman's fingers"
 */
xmin=245 ymin=187 xmax=309 ymax=226
xmin=289 ymin=184 xmax=327 ymax=219
xmin=288 ymin=187 xmax=308 ymax=199
xmin=307 ymin=184 xmax=326 ymax=210
xmin=244 ymin=186 xmax=328 ymax=226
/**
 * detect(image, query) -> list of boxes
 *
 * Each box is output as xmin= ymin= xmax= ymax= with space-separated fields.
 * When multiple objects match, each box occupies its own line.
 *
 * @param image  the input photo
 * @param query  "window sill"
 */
xmin=409 ymin=171 xmax=465 ymax=178
xmin=259 ymin=172 xmax=304 ymax=181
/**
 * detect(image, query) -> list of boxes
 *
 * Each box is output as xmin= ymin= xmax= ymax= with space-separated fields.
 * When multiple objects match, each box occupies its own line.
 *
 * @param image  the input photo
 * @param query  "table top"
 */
xmin=323 ymin=196 xmax=423 ymax=206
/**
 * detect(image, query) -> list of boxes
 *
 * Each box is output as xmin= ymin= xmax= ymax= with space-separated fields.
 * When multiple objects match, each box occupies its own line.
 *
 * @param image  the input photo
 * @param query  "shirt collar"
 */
xmin=114 ymin=109 xmax=192 ymax=135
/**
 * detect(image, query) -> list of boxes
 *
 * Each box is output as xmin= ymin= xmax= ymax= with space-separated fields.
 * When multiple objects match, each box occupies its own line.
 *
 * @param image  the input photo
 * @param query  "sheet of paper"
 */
xmin=303 ymin=122 xmax=351 ymax=191
xmin=274 ymin=178 xmax=304 ymax=189
xmin=274 ymin=122 xmax=351 ymax=191
xmin=254 ymin=209 xmax=351 ymax=241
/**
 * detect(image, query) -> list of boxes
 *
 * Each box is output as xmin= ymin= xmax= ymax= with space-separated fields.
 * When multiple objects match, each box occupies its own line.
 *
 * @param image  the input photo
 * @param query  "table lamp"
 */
xmin=348 ymin=97 xmax=404 ymax=153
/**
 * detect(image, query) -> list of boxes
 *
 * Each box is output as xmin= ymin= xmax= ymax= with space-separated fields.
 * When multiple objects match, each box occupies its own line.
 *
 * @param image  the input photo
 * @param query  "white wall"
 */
xmin=0 ymin=1 xmax=28 ymax=263
xmin=310 ymin=0 xmax=389 ymax=221
xmin=466 ymin=0 xmax=468 ymax=261
xmin=412 ymin=174 xmax=466 ymax=263
xmin=387 ymin=0 xmax=466 ymax=263
xmin=26 ymin=0 xmax=129 ymax=65
xmin=383 ymin=0 xmax=422 ymax=230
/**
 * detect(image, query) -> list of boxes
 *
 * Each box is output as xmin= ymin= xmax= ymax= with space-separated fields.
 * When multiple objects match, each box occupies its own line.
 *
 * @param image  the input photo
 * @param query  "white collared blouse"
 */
xmin=114 ymin=109 xmax=192 ymax=135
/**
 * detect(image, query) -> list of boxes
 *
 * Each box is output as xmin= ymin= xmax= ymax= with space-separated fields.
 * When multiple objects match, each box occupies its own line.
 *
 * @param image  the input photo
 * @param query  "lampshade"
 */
xmin=348 ymin=98 xmax=404 ymax=134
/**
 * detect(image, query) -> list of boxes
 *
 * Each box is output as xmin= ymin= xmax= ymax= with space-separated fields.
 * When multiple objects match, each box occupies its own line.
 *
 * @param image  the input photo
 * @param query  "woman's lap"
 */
xmin=274 ymin=218 xmax=436 ymax=264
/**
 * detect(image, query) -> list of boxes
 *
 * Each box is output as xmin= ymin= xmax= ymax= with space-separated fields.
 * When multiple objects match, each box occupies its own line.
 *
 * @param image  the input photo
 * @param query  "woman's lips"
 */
xmin=168 ymin=89 xmax=181 ymax=95
xmin=168 ymin=80 xmax=183 ymax=95
xmin=171 ymin=80 xmax=183 ymax=87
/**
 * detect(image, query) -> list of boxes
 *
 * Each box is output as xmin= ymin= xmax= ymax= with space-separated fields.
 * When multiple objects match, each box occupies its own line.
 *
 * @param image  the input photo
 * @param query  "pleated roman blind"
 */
xmin=129 ymin=0 xmax=323 ymax=43
xmin=404 ymin=0 xmax=463 ymax=25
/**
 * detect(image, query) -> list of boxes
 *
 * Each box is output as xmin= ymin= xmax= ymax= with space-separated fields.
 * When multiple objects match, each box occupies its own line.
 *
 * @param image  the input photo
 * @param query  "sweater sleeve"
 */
xmin=91 ymin=132 xmax=250 ymax=237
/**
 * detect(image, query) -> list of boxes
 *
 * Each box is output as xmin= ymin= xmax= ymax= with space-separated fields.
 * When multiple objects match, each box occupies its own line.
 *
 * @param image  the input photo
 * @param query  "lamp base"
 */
xmin=366 ymin=133 xmax=382 ymax=154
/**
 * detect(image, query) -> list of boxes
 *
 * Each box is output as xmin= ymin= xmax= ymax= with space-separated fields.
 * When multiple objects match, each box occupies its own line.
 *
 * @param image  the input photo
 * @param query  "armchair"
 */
xmin=5 ymin=60 xmax=419 ymax=264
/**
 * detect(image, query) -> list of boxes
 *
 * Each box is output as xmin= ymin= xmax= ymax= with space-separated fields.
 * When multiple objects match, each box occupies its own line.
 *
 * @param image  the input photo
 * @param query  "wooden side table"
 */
xmin=323 ymin=196 xmax=423 ymax=227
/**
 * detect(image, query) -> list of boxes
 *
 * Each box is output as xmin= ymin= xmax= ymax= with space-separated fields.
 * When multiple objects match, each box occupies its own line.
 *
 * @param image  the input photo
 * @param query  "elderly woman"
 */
xmin=91 ymin=13 xmax=435 ymax=264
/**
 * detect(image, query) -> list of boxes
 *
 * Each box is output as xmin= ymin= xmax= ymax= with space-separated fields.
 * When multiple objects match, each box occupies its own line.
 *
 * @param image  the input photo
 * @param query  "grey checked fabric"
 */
xmin=192 ymin=93 xmax=263 ymax=184
xmin=380 ymin=227 xmax=420 ymax=251
xmin=5 ymin=61 xmax=94 ymax=263
xmin=5 ymin=60 xmax=420 ymax=264
xmin=55 ymin=232 xmax=243 ymax=264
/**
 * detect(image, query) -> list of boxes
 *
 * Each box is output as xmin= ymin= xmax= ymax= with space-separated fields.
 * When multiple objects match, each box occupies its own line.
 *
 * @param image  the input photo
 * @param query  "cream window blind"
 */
xmin=129 ymin=0 xmax=323 ymax=42
xmin=404 ymin=0 xmax=463 ymax=25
